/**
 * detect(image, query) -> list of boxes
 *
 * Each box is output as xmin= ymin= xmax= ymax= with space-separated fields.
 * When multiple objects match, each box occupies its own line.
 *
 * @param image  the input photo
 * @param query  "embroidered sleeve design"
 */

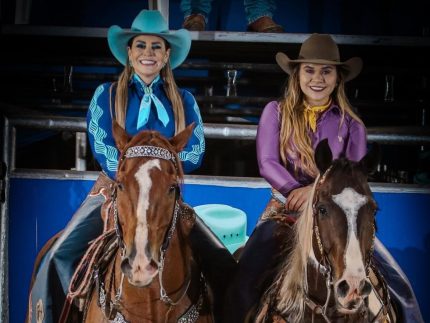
xmin=178 ymin=100 xmax=205 ymax=164
xmin=88 ymin=85 xmax=119 ymax=172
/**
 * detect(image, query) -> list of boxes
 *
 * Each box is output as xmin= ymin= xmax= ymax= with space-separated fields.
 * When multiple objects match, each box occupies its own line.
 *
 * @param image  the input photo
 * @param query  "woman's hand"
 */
xmin=286 ymin=185 xmax=312 ymax=212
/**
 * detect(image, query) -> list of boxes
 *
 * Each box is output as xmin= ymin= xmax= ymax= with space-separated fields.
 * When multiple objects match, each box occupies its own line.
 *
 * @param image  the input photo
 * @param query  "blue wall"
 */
xmin=9 ymin=177 xmax=430 ymax=322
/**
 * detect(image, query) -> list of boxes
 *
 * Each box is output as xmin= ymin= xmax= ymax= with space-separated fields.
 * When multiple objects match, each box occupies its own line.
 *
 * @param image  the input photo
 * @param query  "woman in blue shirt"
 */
xmin=28 ymin=10 xmax=233 ymax=323
xmin=88 ymin=10 xmax=205 ymax=179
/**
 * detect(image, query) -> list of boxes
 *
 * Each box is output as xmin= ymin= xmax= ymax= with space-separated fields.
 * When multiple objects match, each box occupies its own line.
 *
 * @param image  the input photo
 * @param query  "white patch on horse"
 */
xmin=332 ymin=187 xmax=368 ymax=278
xmin=134 ymin=159 xmax=161 ymax=266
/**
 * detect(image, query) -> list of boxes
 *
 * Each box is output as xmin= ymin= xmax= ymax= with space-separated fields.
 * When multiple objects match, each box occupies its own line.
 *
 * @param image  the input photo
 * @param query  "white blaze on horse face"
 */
xmin=332 ymin=187 xmax=368 ymax=280
xmin=133 ymin=159 xmax=161 ymax=281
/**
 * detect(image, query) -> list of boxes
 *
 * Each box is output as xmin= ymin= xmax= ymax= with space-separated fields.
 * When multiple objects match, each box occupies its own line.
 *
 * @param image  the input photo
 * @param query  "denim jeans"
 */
xmin=180 ymin=0 xmax=277 ymax=24
xmin=29 ymin=193 xmax=104 ymax=323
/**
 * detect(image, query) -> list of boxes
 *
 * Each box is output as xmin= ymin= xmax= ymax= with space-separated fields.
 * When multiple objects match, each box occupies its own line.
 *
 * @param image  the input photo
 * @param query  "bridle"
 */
xmin=99 ymin=144 xmax=195 ymax=321
xmin=113 ymin=145 xmax=180 ymax=258
xmin=306 ymin=166 xmax=385 ymax=323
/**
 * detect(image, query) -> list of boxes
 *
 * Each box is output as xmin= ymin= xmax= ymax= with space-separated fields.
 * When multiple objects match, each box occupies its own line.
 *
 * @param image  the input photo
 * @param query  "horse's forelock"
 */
xmin=324 ymin=159 xmax=369 ymax=194
xmin=127 ymin=131 xmax=168 ymax=150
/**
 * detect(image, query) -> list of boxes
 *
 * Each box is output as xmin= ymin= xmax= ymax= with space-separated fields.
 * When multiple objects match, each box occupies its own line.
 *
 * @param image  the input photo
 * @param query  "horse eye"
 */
xmin=318 ymin=206 xmax=328 ymax=216
xmin=168 ymin=185 xmax=177 ymax=194
xmin=117 ymin=183 xmax=124 ymax=191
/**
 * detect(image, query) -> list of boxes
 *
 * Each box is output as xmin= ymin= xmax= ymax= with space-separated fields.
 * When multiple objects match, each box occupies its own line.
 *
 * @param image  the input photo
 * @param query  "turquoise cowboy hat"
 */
xmin=108 ymin=10 xmax=191 ymax=69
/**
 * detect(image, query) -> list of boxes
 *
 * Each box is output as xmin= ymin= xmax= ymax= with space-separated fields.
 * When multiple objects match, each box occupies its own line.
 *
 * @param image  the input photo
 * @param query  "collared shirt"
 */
xmin=256 ymin=100 xmax=367 ymax=197
xmin=87 ymin=76 xmax=205 ymax=179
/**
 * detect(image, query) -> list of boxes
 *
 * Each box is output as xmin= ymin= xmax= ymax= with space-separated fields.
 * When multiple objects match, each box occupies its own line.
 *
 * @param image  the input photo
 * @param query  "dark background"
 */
xmin=1 ymin=0 xmax=429 ymax=181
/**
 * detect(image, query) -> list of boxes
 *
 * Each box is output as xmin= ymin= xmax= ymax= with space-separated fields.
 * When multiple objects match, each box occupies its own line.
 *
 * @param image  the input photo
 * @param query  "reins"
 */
xmin=307 ymin=166 xmax=335 ymax=322
xmin=97 ymin=143 xmax=196 ymax=321
xmin=158 ymin=200 xmax=193 ymax=306
xmin=305 ymin=165 xmax=389 ymax=323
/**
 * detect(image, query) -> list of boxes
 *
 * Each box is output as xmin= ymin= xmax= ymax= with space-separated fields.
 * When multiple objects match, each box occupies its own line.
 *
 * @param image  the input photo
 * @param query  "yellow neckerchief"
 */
xmin=303 ymin=98 xmax=332 ymax=132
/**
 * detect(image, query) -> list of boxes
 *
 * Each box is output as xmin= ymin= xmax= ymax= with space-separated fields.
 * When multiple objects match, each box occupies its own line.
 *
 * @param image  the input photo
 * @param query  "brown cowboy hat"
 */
xmin=276 ymin=33 xmax=363 ymax=82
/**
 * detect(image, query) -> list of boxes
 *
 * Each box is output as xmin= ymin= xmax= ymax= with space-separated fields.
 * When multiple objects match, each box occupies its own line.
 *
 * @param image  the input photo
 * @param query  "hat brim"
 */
xmin=276 ymin=52 xmax=363 ymax=82
xmin=108 ymin=25 xmax=191 ymax=69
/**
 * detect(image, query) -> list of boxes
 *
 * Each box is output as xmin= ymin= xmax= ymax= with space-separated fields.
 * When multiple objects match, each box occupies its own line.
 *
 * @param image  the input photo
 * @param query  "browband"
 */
xmin=124 ymin=145 xmax=176 ymax=164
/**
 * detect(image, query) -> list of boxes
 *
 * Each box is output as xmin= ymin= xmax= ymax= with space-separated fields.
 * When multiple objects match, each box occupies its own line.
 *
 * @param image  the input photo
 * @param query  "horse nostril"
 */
xmin=337 ymin=280 xmax=350 ymax=297
xmin=121 ymin=258 xmax=132 ymax=274
xmin=360 ymin=279 xmax=372 ymax=296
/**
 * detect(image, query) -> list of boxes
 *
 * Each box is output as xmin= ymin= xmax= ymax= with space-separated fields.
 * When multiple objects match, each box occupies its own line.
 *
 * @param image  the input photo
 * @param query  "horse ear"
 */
xmin=359 ymin=143 xmax=380 ymax=175
xmin=315 ymin=139 xmax=333 ymax=174
xmin=112 ymin=120 xmax=130 ymax=151
xmin=170 ymin=123 xmax=195 ymax=153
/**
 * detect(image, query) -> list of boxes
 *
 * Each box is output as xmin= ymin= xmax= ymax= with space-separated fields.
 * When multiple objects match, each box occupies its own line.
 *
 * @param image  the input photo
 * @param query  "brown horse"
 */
xmin=252 ymin=140 xmax=397 ymax=322
xmin=82 ymin=122 xmax=214 ymax=322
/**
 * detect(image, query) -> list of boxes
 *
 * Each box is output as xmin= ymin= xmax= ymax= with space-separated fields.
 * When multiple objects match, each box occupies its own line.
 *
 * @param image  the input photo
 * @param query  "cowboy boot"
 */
xmin=183 ymin=14 xmax=206 ymax=31
xmin=247 ymin=16 xmax=284 ymax=33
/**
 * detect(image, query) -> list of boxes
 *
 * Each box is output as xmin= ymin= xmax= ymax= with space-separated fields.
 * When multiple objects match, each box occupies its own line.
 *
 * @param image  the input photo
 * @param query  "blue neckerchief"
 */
xmin=133 ymin=74 xmax=169 ymax=129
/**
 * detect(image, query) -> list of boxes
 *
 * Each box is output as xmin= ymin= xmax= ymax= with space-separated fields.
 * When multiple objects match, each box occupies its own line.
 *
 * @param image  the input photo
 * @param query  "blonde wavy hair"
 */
xmin=113 ymin=38 xmax=186 ymax=134
xmin=278 ymin=65 xmax=363 ymax=177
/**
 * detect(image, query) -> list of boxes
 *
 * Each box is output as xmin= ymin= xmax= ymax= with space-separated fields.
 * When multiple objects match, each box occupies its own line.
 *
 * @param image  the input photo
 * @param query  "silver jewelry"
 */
xmin=125 ymin=145 xmax=175 ymax=164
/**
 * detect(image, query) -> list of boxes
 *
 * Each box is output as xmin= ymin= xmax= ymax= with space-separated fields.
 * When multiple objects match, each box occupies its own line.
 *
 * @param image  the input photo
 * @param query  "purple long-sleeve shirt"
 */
xmin=256 ymin=101 xmax=367 ymax=197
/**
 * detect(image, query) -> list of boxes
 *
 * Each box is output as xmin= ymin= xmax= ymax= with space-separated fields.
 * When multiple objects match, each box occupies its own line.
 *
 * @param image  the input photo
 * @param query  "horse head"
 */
xmin=112 ymin=121 xmax=194 ymax=287
xmin=273 ymin=139 xmax=381 ymax=322
xmin=312 ymin=139 xmax=380 ymax=314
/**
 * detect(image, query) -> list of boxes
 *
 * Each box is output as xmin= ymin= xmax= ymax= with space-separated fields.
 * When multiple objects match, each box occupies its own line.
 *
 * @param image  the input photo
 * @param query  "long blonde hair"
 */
xmin=114 ymin=39 xmax=185 ymax=134
xmin=278 ymin=65 xmax=363 ymax=177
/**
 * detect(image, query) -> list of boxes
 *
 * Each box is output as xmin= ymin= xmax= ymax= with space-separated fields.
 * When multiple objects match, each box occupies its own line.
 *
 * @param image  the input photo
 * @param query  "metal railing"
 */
xmin=1 ymin=114 xmax=430 ymax=321
xmin=7 ymin=114 xmax=430 ymax=140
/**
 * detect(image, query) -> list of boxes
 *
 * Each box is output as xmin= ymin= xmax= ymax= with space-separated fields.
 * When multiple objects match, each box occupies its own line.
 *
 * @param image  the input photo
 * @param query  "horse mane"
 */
xmin=273 ymin=174 xmax=321 ymax=322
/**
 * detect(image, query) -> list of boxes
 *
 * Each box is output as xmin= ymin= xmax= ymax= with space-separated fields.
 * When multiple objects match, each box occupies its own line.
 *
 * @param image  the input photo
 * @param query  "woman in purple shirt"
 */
xmin=257 ymin=33 xmax=365 ymax=216
xmin=224 ymin=34 xmax=423 ymax=323
xmin=224 ymin=33 xmax=367 ymax=322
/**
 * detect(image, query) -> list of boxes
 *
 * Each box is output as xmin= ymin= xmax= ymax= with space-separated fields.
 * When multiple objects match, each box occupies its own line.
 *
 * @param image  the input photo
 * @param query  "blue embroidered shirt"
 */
xmin=87 ymin=75 xmax=205 ymax=179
